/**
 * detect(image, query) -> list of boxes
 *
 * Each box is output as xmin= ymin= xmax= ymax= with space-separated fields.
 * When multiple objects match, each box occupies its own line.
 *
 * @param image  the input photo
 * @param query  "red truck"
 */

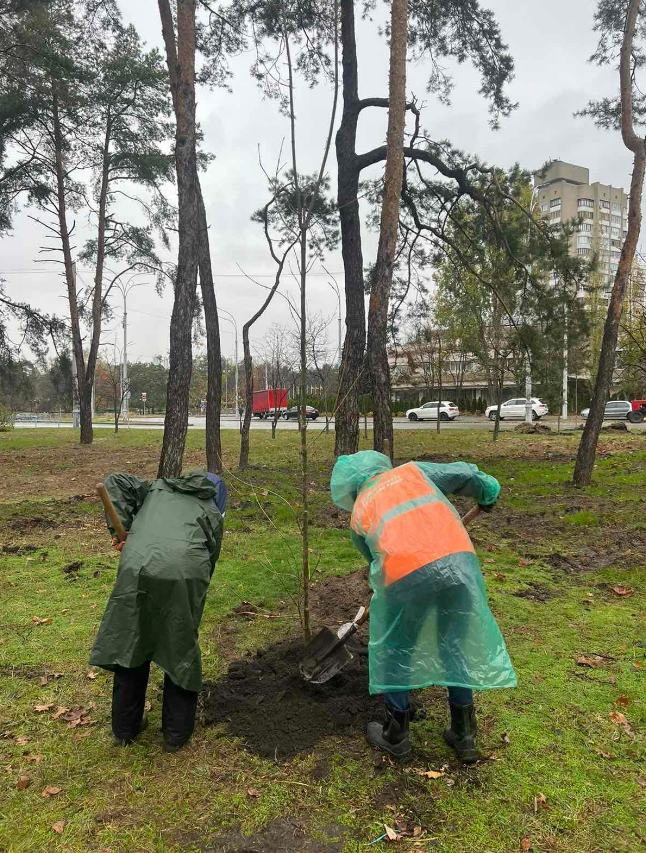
xmin=252 ymin=389 xmax=288 ymax=419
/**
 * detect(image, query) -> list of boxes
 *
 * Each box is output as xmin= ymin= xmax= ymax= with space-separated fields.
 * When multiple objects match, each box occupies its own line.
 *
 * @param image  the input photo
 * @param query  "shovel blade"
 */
xmin=300 ymin=644 xmax=354 ymax=684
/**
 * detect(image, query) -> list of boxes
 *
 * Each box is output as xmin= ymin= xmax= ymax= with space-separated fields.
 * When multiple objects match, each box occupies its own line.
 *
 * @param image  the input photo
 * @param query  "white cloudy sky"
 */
xmin=0 ymin=0 xmax=634 ymax=364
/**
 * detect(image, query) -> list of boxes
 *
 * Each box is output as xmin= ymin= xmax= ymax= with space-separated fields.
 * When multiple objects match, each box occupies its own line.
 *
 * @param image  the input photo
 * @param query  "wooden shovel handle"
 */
xmin=96 ymin=483 xmax=127 ymax=543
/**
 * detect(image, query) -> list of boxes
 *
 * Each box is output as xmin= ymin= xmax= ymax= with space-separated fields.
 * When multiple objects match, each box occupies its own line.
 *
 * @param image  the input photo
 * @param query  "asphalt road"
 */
xmin=13 ymin=415 xmax=612 ymax=432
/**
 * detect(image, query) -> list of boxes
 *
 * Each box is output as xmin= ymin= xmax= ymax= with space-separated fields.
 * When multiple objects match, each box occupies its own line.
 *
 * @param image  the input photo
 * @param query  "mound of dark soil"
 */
xmin=206 ymin=819 xmax=346 ymax=853
xmin=514 ymin=423 xmax=552 ymax=434
xmin=201 ymin=634 xmax=381 ymax=760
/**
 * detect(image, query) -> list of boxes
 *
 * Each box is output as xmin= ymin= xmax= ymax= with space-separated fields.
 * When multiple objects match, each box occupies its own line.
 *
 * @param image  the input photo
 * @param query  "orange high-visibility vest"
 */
xmin=350 ymin=462 xmax=474 ymax=587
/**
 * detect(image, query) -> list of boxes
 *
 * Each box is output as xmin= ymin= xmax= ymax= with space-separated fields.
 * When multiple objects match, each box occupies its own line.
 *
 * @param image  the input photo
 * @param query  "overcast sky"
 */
xmin=0 ymin=0 xmax=633 ymax=365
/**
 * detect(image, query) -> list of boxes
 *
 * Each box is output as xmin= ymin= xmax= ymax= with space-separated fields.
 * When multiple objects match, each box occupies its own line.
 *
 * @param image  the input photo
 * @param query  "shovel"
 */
xmin=300 ymin=503 xmax=483 ymax=685
xmin=96 ymin=483 xmax=127 ymax=542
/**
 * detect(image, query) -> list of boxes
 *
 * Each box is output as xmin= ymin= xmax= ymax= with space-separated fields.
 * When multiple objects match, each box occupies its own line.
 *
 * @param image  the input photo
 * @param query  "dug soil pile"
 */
xmin=201 ymin=635 xmax=382 ymax=760
xmin=201 ymin=569 xmax=384 ymax=760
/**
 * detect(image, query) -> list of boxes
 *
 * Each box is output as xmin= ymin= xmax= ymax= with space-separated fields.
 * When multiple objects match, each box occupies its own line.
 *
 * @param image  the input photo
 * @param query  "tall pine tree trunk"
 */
xmin=157 ymin=0 xmax=199 ymax=478
xmin=574 ymin=0 xmax=645 ymax=486
xmin=334 ymin=0 xmax=365 ymax=457
xmin=197 ymin=186 xmax=223 ymax=474
xmin=366 ymin=0 xmax=408 ymax=457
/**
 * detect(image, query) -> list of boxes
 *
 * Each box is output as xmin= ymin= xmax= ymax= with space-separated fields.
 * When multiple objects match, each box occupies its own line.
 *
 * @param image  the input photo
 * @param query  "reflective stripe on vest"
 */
xmin=351 ymin=462 xmax=474 ymax=586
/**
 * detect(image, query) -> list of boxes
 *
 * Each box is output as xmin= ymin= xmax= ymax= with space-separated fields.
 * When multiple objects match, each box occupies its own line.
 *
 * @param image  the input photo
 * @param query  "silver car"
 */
xmin=580 ymin=400 xmax=634 ymax=421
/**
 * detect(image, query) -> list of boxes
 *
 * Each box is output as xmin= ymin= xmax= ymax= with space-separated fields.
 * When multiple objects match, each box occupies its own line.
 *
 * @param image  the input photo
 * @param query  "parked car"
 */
xmin=14 ymin=412 xmax=38 ymax=421
xmin=485 ymin=398 xmax=549 ymax=422
xmin=405 ymin=401 xmax=460 ymax=422
xmin=283 ymin=405 xmax=319 ymax=421
xmin=580 ymin=400 xmax=640 ymax=422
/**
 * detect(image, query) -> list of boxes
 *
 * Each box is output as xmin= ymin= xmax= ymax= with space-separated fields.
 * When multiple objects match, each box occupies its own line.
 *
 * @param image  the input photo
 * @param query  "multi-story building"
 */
xmin=533 ymin=160 xmax=629 ymax=294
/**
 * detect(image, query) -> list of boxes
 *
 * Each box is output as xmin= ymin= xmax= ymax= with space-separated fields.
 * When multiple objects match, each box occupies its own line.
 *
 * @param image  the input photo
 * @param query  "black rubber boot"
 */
xmin=367 ymin=706 xmax=411 ymax=758
xmin=113 ymin=714 xmax=148 ymax=747
xmin=443 ymin=704 xmax=478 ymax=764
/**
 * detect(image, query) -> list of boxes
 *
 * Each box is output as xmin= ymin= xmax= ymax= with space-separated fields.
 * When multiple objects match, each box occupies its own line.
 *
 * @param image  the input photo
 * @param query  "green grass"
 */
xmin=1 ymin=428 xmax=646 ymax=852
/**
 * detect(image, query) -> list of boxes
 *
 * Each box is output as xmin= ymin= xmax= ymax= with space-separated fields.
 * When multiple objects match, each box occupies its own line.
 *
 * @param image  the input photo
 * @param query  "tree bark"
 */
xmin=239 ymin=322 xmax=253 ymax=469
xmin=334 ymin=0 xmax=365 ymax=457
xmin=197 ymin=186 xmax=223 ymax=474
xmin=157 ymin=0 xmax=199 ymax=478
xmin=366 ymin=0 xmax=408 ymax=458
xmin=574 ymin=0 xmax=645 ymax=486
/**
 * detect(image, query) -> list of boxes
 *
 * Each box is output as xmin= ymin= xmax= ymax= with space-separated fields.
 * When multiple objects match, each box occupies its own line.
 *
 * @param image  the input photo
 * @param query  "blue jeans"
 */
xmin=384 ymin=686 xmax=473 ymax=712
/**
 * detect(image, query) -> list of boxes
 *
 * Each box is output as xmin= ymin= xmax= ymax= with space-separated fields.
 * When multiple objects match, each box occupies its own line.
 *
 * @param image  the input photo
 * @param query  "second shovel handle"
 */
xmin=96 ymin=483 xmax=128 ymax=543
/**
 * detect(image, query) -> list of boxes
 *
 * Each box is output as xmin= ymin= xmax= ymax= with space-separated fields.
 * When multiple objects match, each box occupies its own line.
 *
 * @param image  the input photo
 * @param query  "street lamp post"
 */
xmin=114 ymin=274 xmax=148 ymax=423
xmin=218 ymin=308 xmax=239 ymax=428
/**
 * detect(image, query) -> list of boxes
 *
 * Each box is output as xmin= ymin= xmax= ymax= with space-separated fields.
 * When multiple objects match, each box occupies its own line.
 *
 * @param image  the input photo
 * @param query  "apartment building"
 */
xmin=533 ymin=160 xmax=629 ymax=292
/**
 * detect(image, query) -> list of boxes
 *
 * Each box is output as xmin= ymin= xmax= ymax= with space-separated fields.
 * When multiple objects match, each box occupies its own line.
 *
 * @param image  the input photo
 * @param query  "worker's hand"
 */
xmin=478 ymin=503 xmax=495 ymax=513
xmin=111 ymin=536 xmax=125 ymax=552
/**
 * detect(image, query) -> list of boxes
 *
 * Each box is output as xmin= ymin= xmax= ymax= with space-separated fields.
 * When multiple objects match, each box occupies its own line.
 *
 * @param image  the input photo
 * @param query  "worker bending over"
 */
xmin=330 ymin=452 xmax=516 ymax=762
xmin=91 ymin=470 xmax=227 ymax=752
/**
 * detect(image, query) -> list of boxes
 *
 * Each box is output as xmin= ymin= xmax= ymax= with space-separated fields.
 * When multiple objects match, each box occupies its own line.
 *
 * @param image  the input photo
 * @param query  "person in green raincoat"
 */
xmin=90 ymin=470 xmax=227 ymax=752
xmin=330 ymin=451 xmax=516 ymax=761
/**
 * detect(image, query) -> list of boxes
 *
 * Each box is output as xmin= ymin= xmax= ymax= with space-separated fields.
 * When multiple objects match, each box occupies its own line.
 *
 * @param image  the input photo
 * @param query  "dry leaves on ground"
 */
xmin=611 ymin=586 xmax=634 ymax=598
xmin=31 ymin=616 xmax=53 ymax=625
xmin=41 ymin=786 xmax=62 ymax=798
xmin=521 ymin=838 xmax=532 ymax=852
xmin=86 ymin=671 xmax=97 ymax=680
xmin=14 ymin=736 xmax=30 ymax=746
xmin=593 ymin=748 xmax=614 ymax=759
xmin=51 ymin=820 xmax=66 ymax=835
xmin=613 ymin=695 xmax=631 ymax=708
xmin=34 ymin=704 xmax=54 ymax=713
xmin=636 ymin=778 xmax=646 ymax=789
xmin=16 ymin=776 xmax=31 ymax=790
xmin=534 ymin=793 xmax=549 ymax=813
xmin=501 ymin=733 xmax=511 ymax=744
xmin=384 ymin=825 xmax=399 ymax=842
xmin=247 ymin=788 xmax=261 ymax=798
xmin=609 ymin=710 xmax=634 ymax=736
xmin=576 ymin=655 xmax=604 ymax=668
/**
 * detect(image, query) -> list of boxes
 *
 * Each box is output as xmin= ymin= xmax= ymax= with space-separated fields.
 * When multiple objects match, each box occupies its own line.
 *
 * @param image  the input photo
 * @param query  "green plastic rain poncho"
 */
xmin=90 ymin=471 xmax=224 ymax=692
xmin=330 ymin=452 xmax=516 ymax=695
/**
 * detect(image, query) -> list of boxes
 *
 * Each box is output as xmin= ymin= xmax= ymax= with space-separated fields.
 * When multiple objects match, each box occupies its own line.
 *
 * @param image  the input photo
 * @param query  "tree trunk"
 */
xmin=436 ymin=343 xmax=442 ymax=434
xmin=492 ymin=372 xmax=503 ymax=442
xmin=334 ymin=0 xmax=365 ymax=457
xmin=366 ymin=0 xmax=408 ymax=458
xmin=52 ymin=89 xmax=86 ymax=443
xmin=239 ymin=324 xmax=253 ymax=469
xmin=157 ymin=0 xmax=199 ymax=478
xmin=574 ymin=0 xmax=645 ymax=486
xmin=197 ymin=185 xmax=223 ymax=474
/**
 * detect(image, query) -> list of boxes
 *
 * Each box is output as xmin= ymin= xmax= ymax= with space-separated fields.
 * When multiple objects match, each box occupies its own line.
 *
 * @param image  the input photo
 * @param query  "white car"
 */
xmin=406 ymin=401 xmax=460 ymax=422
xmin=485 ymin=398 xmax=549 ymax=422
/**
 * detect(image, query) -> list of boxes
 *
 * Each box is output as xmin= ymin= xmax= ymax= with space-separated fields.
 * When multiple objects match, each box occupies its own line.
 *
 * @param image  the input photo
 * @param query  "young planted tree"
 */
xmin=574 ymin=0 xmax=646 ymax=485
xmin=95 ymin=348 xmax=128 ymax=433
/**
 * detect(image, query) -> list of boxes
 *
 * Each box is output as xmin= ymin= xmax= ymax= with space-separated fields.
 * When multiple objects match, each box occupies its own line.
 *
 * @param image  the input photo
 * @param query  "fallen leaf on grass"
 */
xmin=576 ymin=655 xmax=603 ymax=668
xmin=144 ymin=700 xmax=152 ymax=713
xmin=51 ymin=707 xmax=69 ymax=720
xmin=24 ymin=753 xmax=44 ymax=763
xmin=31 ymin=616 xmax=52 ymax=625
xmin=609 ymin=710 xmax=634 ymax=736
xmin=247 ymin=788 xmax=261 ymax=798
xmin=39 ymin=677 xmax=48 ymax=687
xmin=636 ymin=778 xmax=646 ymax=789
xmin=15 ymin=736 xmax=30 ymax=746
xmin=384 ymin=824 xmax=399 ymax=842
xmin=518 ymin=559 xmax=530 ymax=567
xmin=632 ymin=661 xmax=644 ymax=670
xmin=424 ymin=769 xmax=445 ymax=779
xmin=521 ymin=838 xmax=531 ymax=852
xmin=34 ymin=704 xmax=54 ymax=713
xmin=86 ymin=671 xmax=97 ymax=680
xmin=494 ymin=572 xmax=506 ymax=581
xmin=41 ymin=786 xmax=62 ymax=798
xmin=16 ymin=776 xmax=31 ymax=790
xmin=501 ymin=733 xmax=511 ymax=744
xmin=534 ymin=793 xmax=549 ymax=813
xmin=72 ymin=730 xmax=92 ymax=742
xmin=613 ymin=695 xmax=631 ymax=708
xmin=611 ymin=586 xmax=634 ymax=598
xmin=51 ymin=820 xmax=66 ymax=835
xmin=593 ymin=748 xmax=614 ymax=759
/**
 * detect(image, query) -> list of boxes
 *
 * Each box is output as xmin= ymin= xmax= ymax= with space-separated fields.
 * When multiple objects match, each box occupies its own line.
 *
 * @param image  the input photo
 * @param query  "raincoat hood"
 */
xmin=330 ymin=451 xmax=393 ymax=511
xmin=160 ymin=469 xmax=219 ymax=500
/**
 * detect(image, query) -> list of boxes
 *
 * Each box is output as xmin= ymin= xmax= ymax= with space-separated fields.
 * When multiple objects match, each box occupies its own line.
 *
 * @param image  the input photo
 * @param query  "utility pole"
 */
xmin=562 ymin=310 xmax=569 ymax=419
xmin=219 ymin=309 xmax=239 ymax=425
xmin=113 ymin=274 xmax=148 ymax=422
xmin=71 ymin=262 xmax=80 ymax=429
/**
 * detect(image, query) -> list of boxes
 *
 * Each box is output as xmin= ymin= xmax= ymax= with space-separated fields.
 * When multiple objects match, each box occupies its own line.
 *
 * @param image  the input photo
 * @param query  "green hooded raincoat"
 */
xmin=90 ymin=470 xmax=223 ymax=692
xmin=330 ymin=452 xmax=517 ymax=695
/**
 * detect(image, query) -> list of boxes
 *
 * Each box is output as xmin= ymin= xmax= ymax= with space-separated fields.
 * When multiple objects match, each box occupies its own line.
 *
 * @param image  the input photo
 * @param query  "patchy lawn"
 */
xmin=0 ymin=427 xmax=645 ymax=853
